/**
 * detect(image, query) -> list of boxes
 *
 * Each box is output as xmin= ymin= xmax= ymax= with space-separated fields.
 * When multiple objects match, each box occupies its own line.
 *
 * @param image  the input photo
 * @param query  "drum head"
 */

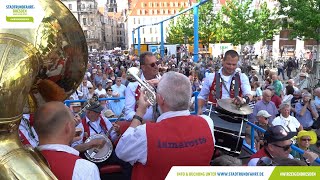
xmin=84 ymin=134 xmax=113 ymax=163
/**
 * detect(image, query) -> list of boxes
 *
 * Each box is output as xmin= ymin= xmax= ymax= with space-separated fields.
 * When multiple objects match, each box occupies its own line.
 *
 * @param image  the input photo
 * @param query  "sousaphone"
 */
xmin=0 ymin=0 xmax=87 ymax=179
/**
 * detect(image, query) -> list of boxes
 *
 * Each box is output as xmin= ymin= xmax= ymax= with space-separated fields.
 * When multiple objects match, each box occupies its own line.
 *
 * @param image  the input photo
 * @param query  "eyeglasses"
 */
xmin=272 ymin=142 xmax=292 ymax=151
xmin=301 ymin=138 xmax=311 ymax=142
xmin=257 ymin=157 xmax=275 ymax=166
xmin=146 ymin=62 xmax=157 ymax=67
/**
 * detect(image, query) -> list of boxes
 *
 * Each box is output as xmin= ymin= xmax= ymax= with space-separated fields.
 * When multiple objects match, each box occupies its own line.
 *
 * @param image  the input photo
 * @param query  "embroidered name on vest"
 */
xmin=157 ymin=137 xmax=207 ymax=148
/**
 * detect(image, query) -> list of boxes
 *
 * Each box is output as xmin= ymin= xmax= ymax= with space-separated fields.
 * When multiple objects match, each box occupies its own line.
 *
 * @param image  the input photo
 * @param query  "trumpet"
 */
xmin=127 ymin=67 xmax=157 ymax=106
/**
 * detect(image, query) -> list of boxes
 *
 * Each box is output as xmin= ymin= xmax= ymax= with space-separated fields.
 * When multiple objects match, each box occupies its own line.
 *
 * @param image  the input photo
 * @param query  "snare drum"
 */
xmin=211 ymin=112 xmax=247 ymax=156
xmin=84 ymin=134 xmax=113 ymax=163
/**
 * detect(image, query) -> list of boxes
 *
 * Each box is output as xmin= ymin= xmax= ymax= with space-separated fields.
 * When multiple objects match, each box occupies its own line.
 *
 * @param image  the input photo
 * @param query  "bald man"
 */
xmin=34 ymin=101 xmax=100 ymax=180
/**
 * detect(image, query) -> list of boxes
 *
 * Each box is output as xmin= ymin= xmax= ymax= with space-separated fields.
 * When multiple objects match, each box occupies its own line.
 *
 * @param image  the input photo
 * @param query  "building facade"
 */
xmin=61 ymin=0 xmax=128 ymax=51
xmin=127 ymin=0 xmax=196 ymax=48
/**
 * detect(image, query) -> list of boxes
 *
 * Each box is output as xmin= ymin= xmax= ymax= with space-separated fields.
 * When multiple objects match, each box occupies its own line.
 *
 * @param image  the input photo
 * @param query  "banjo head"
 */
xmin=84 ymin=134 xmax=113 ymax=163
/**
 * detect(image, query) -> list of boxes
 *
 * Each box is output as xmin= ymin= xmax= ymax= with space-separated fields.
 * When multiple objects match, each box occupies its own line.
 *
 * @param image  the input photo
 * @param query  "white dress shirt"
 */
xmin=115 ymin=110 xmax=215 ymax=165
xmin=38 ymin=144 xmax=100 ymax=180
xmin=124 ymin=73 xmax=153 ymax=121
xmin=198 ymin=68 xmax=251 ymax=101
xmin=72 ymin=116 xmax=118 ymax=147
xmin=19 ymin=114 xmax=39 ymax=147
xmin=272 ymin=114 xmax=301 ymax=132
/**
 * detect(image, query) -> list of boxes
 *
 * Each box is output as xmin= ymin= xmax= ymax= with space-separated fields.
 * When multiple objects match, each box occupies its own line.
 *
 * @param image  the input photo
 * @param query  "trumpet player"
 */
xmin=116 ymin=72 xmax=215 ymax=180
xmin=125 ymin=51 xmax=160 ymax=121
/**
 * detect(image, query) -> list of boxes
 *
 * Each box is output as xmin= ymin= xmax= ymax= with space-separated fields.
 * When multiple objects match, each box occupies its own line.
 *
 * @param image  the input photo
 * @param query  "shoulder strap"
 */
xmin=234 ymin=72 xmax=240 ymax=97
xmin=82 ymin=118 xmax=89 ymax=142
xmin=99 ymin=115 xmax=108 ymax=132
xmin=215 ymin=72 xmax=221 ymax=99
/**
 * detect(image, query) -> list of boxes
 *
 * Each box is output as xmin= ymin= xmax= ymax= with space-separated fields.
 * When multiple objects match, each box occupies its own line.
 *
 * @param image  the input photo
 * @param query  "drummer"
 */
xmin=197 ymin=50 xmax=252 ymax=114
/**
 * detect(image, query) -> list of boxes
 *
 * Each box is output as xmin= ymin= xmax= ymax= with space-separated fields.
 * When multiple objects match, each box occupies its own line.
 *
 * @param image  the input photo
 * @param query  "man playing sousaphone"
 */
xmin=197 ymin=50 xmax=252 ymax=115
xmin=71 ymin=102 xmax=131 ymax=178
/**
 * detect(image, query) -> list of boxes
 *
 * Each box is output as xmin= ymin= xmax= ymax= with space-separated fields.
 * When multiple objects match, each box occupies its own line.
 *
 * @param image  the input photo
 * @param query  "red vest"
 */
xmin=132 ymin=115 xmax=214 ymax=180
xmin=134 ymin=85 xmax=141 ymax=111
xmin=81 ymin=116 xmax=109 ymax=142
xmin=209 ymin=72 xmax=242 ymax=106
xmin=249 ymin=147 xmax=271 ymax=160
xmin=41 ymin=150 xmax=80 ymax=180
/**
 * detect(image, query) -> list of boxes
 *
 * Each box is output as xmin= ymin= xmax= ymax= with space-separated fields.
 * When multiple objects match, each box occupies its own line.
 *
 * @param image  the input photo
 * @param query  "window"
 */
xmin=154 ymin=2 xmax=158 ymax=7
xmin=149 ymin=9 xmax=153 ymax=15
xmin=164 ymin=2 xmax=167 ymax=7
xmin=159 ymin=2 xmax=162 ymax=7
xmin=143 ymin=38 xmax=146 ymax=43
xmin=142 ymin=9 xmax=145 ymax=15
xmin=150 ymin=28 xmax=152 ymax=34
xmin=142 ymin=28 xmax=145 ymax=33
xmin=170 ymin=2 xmax=173 ymax=7
xmin=134 ymin=38 xmax=136 ymax=44
xmin=155 ymin=27 xmax=157 ymax=33
xmin=175 ymin=2 xmax=179 ymax=7
xmin=68 ymin=4 xmax=72 ymax=10
xmin=83 ymin=18 xmax=87 ymax=25
xmin=149 ymin=2 xmax=153 ymax=7
xmin=160 ymin=9 xmax=163 ymax=14
xmin=83 ymin=30 xmax=88 ymax=38
xmin=154 ymin=10 xmax=157 ymax=15
xmin=137 ymin=9 xmax=140 ymax=15
xmin=138 ymin=18 xmax=140 ymax=24
xmin=151 ymin=37 xmax=154 ymax=42
xmin=156 ymin=37 xmax=158 ymax=42
xmin=141 ymin=2 xmax=144 ymax=7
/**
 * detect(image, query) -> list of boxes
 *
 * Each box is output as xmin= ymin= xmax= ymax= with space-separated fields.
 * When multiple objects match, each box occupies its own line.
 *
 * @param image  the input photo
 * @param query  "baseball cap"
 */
xmin=256 ymin=110 xmax=271 ymax=118
xmin=264 ymin=125 xmax=297 ymax=143
xmin=86 ymin=103 xmax=104 ymax=113
xmin=104 ymin=109 xmax=115 ymax=118
xmin=299 ymin=73 xmax=307 ymax=77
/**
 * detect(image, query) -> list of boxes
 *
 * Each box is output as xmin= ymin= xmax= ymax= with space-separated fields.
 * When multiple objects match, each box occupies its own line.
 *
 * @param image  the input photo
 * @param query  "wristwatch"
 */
xmin=133 ymin=115 xmax=143 ymax=124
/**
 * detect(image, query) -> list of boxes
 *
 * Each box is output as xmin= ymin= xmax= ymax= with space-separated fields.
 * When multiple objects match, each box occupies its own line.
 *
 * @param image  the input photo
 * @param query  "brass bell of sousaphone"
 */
xmin=0 ymin=0 xmax=87 ymax=179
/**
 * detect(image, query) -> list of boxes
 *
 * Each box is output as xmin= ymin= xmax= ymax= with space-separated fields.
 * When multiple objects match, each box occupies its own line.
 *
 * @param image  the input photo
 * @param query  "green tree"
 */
xmin=278 ymin=0 xmax=320 ymax=61
xmin=166 ymin=0 xmax=223 ymax=46
xmin=166 ymin=12 xmax=193 ymax=44
xmin=221 ymin=0 xmax=279 ymax=46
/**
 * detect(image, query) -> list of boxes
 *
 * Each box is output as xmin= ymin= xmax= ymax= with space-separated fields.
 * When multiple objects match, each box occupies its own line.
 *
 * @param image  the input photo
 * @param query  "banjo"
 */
xmin=84 ymin=108 xmax=125 ymax=163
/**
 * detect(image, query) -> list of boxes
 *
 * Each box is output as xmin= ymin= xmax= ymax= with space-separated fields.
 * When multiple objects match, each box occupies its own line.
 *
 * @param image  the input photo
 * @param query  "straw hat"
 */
xmin=297 ymin=130 xmax=317 ymax=144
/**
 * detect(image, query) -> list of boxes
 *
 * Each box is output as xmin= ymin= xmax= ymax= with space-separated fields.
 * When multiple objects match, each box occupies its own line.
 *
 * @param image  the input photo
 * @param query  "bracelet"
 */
xmin=133 ymin=115 xmax=143 ymax=124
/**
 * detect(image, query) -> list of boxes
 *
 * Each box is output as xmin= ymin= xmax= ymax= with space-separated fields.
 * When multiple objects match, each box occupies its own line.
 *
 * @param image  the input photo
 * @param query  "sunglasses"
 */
xmin=88 ymin=87 xmax=92 ymax=89
xmin=272 ymin=143 xmax=292 ymax=151
xmin=108 ymin=90 xmax=113 ymax=92
xmin=146 ymin=62 xmax=157 ymax=67
xmin=257 ymin=157 xmax=274 ymax=166
xmin=301 ymin=138 xmax=311 ymax=142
